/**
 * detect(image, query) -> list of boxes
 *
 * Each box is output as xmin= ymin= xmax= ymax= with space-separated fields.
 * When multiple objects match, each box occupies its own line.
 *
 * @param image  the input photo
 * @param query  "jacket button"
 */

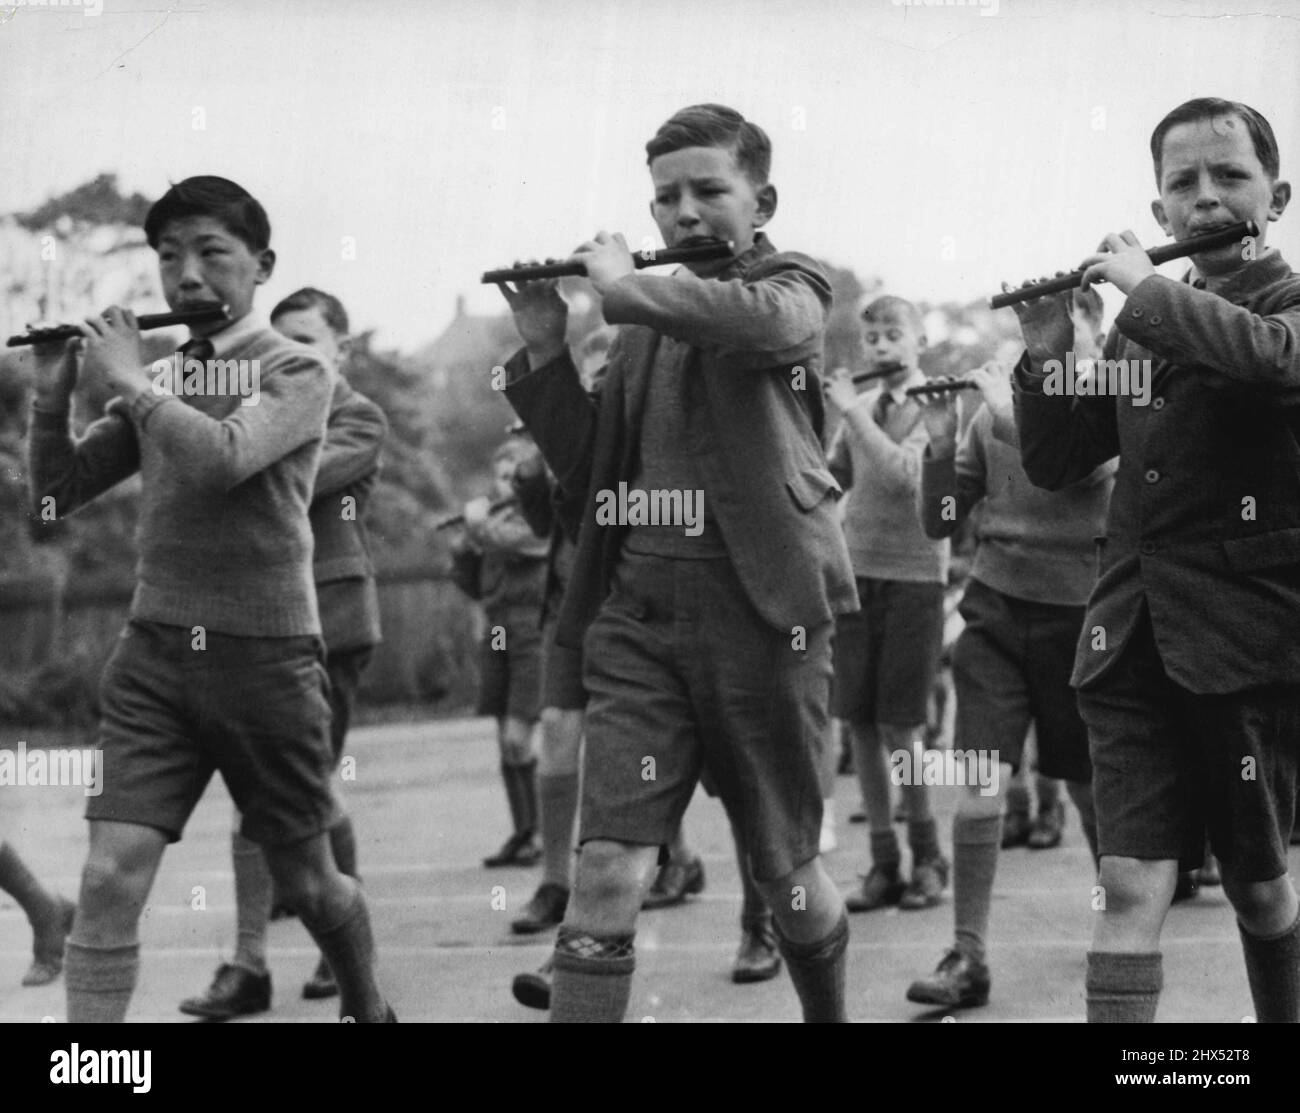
xmin=1152 ymin=397 xmax=1165 ymax=410
xmin=1149 ymin=314 xmax=1163 ymax=325
xmin=1140 ymin=541 xmax=1156 ymax=555
xmin=1131 ymin=307 xmax=1144 ymax=318
xmin=1145 ymin=469 xmax=1160 ymax=484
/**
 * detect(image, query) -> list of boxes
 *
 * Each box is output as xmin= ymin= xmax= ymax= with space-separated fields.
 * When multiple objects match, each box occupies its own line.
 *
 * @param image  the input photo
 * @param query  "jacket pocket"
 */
xmin=1222 ymin=526 xmax=1300 ymax=572
xmin=785 ymin=467 xmax=843 ymax=511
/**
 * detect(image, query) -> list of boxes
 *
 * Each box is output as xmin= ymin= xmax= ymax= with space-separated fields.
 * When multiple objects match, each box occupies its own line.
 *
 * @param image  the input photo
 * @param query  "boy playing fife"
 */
xmin=497 ymin=104 xmax=858 ymax=1022
xmin=1009 ymin=98 xmax=1300 ymax=1022
xmin=27 ymin=177 xmax=392 ymax=1022
xmin=823 ymin=298 xmax=951 ymax=912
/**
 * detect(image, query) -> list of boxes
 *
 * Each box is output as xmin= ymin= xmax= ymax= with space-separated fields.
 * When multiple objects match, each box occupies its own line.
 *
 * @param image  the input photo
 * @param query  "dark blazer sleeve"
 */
xmin=314 ymin=388 xmax=388 ymax=498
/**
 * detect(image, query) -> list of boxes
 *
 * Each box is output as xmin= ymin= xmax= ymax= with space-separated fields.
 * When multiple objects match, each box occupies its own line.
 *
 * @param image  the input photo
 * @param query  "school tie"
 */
xmin=179 ymin=337 xmax=215 ymax=362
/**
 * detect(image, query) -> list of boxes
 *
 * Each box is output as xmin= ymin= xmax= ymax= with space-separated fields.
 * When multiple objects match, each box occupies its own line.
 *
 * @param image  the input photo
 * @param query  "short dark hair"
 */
xmin=144 ymin=176 xmax=271 ymax=252
xmin=862 ymin=295 xmax=923 ymax=334
xmin=1150 ymin=98 xmax=1279 ymax=185
xmin=646 ymin=104 xmax=772 ymax=185
xmin=271 ymin=287 xmax=349 ymax=336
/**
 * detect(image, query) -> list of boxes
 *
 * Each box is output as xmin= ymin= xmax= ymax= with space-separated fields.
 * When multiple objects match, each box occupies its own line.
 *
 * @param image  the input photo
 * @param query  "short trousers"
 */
xmin=831 ymin=577 xmax=944 ymax=727
xmin=1078 ymin=603 xmax=1300 ymax=881
xmin=475 ymin=609 xmax=544 ymax=722
xmin=88 ymin=619 xmax=337 ymax=847
xmin=579 ymin=551 xmax=831 ymax=883
xmin=951 ymin=578 xmax=1091 ymax=782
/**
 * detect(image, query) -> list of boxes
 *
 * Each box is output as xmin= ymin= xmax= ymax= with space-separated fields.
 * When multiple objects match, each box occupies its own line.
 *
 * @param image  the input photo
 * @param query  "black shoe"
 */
xmin=511 ymin=882 xmax=569 ymax=935
xmin=1172 ymin=871 xmax=1199 ymax=903
xmin=732 ymin=920 xmax=782 ymax=984
xmin=302 ymin=955 xmax=338 ymax=1000
xmin=1027 ymin=802 xmax=1065 ymax=849
xmin=1001 ymin=810 xmax=1032 ymax=849
xmin=899 ymin=856 xmax=950 ymax=910
xmin=845 ymin=864 xmax=906 ymax=912
xmin=512 ymin=957 xmax=553 ymax=1010
xmin=179 ymin=963 xmax=271 ymax=1021
xmin=906 ymin=948 xmax=991 ymax=1008
xmin=483 ymin=831 xmax=542 ymax=869
xmin=642 ymin=856 xmax=705 ymax=910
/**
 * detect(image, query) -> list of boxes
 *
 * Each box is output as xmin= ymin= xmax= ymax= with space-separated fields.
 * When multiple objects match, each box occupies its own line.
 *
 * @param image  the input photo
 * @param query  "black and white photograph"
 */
xmin=1 ymin=0 xmax=1298 ymax=1085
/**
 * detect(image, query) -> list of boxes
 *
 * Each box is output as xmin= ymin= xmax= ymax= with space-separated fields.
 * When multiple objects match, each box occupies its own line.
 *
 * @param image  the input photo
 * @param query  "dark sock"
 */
xmin=870 ymin=829 xmax=901 ymax=872
xmin=301 ymin=885 xmax=387 ymax=1022
xmin=1035 ymin=774 xmax=1061 ymax=812
xmin=502 ymin=760 xmax=539 ymax=837
xmin=907 ymin=817 xmax=941 ymax=864
xmin=231 ymin=832 xmax=272 ymax=973
xmin=329 ymin=816 xmax=360 ymax=880
xmin=1085 ymin=951 xmax=1162 ymax=1022
xmin=65 ymin=941 xmax=139 ymax=1023
xmin=1005 ymin=781 xmax=1030 ymax=819
xmin=774 ymin=913 xmax=849 ymax=1023
xmin=1238 ymin=911 xmax=1300 ymax=1022
xmin=724 ymin=809 xmax=767 ymax=924
xmin=952 ymin=813 xmax=1001 ymax=961
xmin=550 ymin=925 xmax=635 ymax=1023
xmin=0 ymin=841 xmax=59 ymax=927
xmin=538 ymin=772 xmax=578 ymax=888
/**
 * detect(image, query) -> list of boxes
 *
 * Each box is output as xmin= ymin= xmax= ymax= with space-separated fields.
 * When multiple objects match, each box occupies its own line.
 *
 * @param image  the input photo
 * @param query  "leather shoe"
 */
xmin=641 ymin=856 xmax=705 ymax=910
xmin=483 ymin=831 xmax=542 ymax=868
xmin=899 ymin=856 xmax=949 ymax=910
xmin=511 ymin=882 xmax=569 ymax=934
xmin=511 ymin=956 xmax=553 ymax=1010
xmin=732 ymin=920 xmax=782 ymax=984
xmin=906 ymin=948 xmax=990 ymax=1008
xmin=1001 ymin=810 xmax=1032 ymax=848
xmin=179 ymin=963 xmax=271 ymax=1020
xmin=1027 ymin=802 xmax=1065 ymax=849
xmin=845 ymin=864 xmax=905 ymax=912
xmin=302 ymin=955 xmax=338 ymax=1000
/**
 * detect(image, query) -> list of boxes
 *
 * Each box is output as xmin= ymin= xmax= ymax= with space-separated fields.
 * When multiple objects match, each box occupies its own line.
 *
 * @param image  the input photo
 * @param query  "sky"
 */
xmin=1 ymin=0 xmax=1298 ymax=351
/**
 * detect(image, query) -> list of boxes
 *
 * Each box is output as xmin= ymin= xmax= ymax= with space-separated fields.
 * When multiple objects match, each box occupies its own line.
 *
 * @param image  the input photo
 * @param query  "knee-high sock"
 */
xmin=0 ymin=841 xmax=59 ymax=928
xmin=550 ymin=926 xmax=636 ymax=1023
xmin=952 ymin=813 xmax=1001 ymax=960
xmin=1035 ymin=774 xmax=1061 ymax=811
xmin=774 ymin=912 xmax=849 ymax=1023
xmin=1005 ymin=777 xmax=1031 ymax=819
xmin=1085 ymin=951 xmax=1162 ymax=1023
xmin=721 ymin=805 xmax=768 ymax=926
xmin=231 ymin=831 xmax=273 ymax=973
xmin=299 ymin=883 xmax=386 ymax=1022
xmin=65 ymin=941 xmax=139 ymax=1024
xmin=539 ymin=772 xmax=579 ymax=889
xmin=329 ymin=815 xmax=360 ymax=880
xmin=907 ymin=816 xmax=941 ymax=865
xmin=1239 ymin=911 xmax=1300 ymax=1022
xmin=502 ymin=760 xmax=539 ymax=837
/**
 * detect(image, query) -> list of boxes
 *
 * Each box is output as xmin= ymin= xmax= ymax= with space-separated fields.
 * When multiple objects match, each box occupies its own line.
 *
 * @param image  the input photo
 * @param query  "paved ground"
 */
xmin=1 ymin=716 xmax=1288 ymax=1024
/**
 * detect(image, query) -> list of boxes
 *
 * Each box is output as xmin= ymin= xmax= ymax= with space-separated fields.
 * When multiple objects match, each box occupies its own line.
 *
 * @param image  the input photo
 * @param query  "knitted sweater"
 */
xmin=29 ymin=321 xmax=332 ymax=636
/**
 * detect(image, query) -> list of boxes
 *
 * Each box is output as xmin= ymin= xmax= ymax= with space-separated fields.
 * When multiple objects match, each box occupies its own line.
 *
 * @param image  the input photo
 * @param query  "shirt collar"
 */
xmin=715 ymin=231 xmax=776 ymax=280
xmin=885 ymin=368 xmax=926 ymax=407
xmin=1186 ymin=247 xmax=1287 ymax=298
xmin=203 ymin=308 xmax=267 ymax=359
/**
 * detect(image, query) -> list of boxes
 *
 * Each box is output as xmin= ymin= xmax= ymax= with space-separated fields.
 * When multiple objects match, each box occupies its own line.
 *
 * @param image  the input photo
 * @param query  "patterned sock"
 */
xmin=907 ymin=816 xmax=941 ymax=865
xmin=65 ymin=941 xmax=139 ymax=1023
xmin=774 ymin=913 xmax=849 ymax=1023
xmin=952 ymin=813 xmax=1001 ymax=961
xmin=870 ymin=829 xmax=901 ymax=872
xmin=1085 ymin=951 xmax=1162 ymax=1022
xmin=301 ymin=884 xmax=387 ymax=1022
xmin=231 ymin=832 xmax=272 ymax=974
xmin=1238 ymin=911 xmax=1300 ymax=1022
xmin=550 ymin=926 xmax=636 ymax=1023
xmin=538 ymin=772 xmax=579 ymax=888
xmin=329 ymin=816 xmax=360 ymax=880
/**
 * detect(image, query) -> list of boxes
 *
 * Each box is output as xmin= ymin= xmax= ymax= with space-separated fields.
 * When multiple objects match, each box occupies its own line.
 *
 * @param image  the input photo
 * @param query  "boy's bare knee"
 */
xmin=1223 ymin=874 xmax=1297 ymax=933
xmin=1096 ymin=857 xmax=1176 ymax=916
xmin=575 ymin=841 xmax=652 ymax=905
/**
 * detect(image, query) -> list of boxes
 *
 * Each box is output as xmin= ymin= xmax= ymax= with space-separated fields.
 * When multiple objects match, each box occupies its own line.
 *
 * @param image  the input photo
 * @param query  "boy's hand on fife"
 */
xmin=573 ymin=231 xmax=634 ymax=296
xmin=1079 ymin=230 xmax=1156 ymax=296
xmin=78 ymin=307 xmax=145 ymax=401
xmin=462 ymin=495 xmax=491 ymax=531
xmin=30 ymin=336 xmax=81 ymax=410
xmin=917 ymin=389 xmax=959 ymax=457
xmin=968 ymin=359 xmax=1012 ymax=413
xmin=823 ymin=366 xmax=869 ymax=417
xmin=496 ymin=267 xmax=568 ymax=370
xmin=1001 ymin=275 xmax=1073 ymax=366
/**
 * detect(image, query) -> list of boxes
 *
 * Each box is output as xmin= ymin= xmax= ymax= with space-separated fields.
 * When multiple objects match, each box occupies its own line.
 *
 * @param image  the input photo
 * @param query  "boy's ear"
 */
xmin=753 ymin=183 xmax=778 ymax=228
xmin=337 ymin=334 xmax=353 ymax=361
xmin=1267 ymin=179 xmax=1292 ymax=222
xmin=254 ymin=247 xmax=276 ymax=285
xmin=1150 ymin=198 xmax=1173 ymax=237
